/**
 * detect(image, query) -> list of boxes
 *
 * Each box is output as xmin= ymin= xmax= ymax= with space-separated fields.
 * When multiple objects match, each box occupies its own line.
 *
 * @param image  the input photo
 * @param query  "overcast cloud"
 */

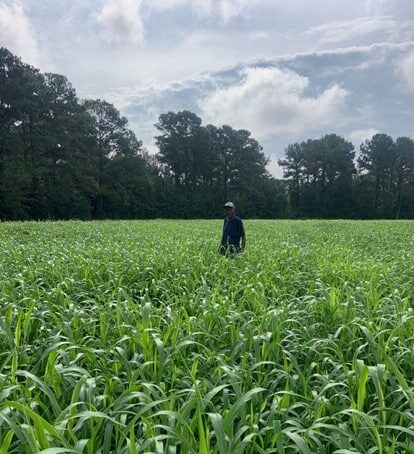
xmin=396 ymin=51 xmax=414 ymax=93
xmin=200 ymin=67 xmax=350 ymax=136
xmin=97 ymin=0 xmax=144 ymax=45
xmin=1 ymin=0 xmax=413 ymax=176
xmin=303 ymin=16 xmax=397 ymax=44
xmin=0 ymin=1 xmax=41 ymax=65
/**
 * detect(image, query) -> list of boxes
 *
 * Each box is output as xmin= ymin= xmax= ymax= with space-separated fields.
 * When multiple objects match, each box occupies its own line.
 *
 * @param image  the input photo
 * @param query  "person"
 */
xmin=220 ymin=201 xmax=246 ymax=255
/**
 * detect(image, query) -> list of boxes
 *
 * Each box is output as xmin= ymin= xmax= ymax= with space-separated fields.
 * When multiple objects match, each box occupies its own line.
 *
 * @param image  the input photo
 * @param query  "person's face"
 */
xmin=224 ymin=206 xmax=235 ymax=217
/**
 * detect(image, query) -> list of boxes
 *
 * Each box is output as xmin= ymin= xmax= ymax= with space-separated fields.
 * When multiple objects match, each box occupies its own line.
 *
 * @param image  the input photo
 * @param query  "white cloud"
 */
xmin=348 ymin=128 xmax=380 ymax=148
xmin=248 ymin=31 xmax=271 ymax=41
xmin=200 ymin=67 xmax=349 ymax=138
xmin=396 ymin=51 xmax=414 ymax=93
xmin=197 ymin=0 xmax=261 ymax=22
xmin=97 ymin=0 xmax=144 ymax=45
xmin=362 ymin=0 xmax=414 ymax=17
xmin=95 ymin=40 xmax=413 ymax=158
xmin=0 ymin=1 xmax=40 ymax=65
xmin=143 ymin=143 xmax=158 ymax=155
xmin=145 ymin=0 xmax=264 ymax=22
xmin=362 ymin=0 xmax=390 ymax=15
xmin=267 ymin=156 xmax=284 ymax=178
xmin=304 ymin=16 xmax=396 ymax=44
xmin=385 ymin=19 xmax=414 ymax=42
xmin=146 ymin=0 xmax=185 ymax=10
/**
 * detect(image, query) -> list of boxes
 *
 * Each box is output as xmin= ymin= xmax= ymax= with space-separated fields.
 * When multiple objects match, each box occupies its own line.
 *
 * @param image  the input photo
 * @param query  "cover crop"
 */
xmin=0 ymin=220 xmax=413 ymax=453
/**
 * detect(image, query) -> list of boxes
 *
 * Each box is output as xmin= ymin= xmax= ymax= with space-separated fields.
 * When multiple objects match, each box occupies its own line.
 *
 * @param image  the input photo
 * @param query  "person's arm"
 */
xmin=240 ymin=219 xmax=246 ymax=251
xmin=241 ymin=234 xmax=246 ymax=252
xmin=222 ymin=218 xmax=227 ymax=244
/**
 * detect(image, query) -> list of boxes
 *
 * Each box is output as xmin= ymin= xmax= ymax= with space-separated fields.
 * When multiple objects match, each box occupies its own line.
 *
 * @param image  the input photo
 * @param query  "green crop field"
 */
xmin=0 ymin=220 xmax=413 ymax=453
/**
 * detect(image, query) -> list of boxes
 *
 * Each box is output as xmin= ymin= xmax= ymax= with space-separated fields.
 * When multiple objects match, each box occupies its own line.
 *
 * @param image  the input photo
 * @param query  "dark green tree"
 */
xmin=155 ymin=110 xmax=210 ymax=188
xmin=278 ymin=143 xmax=304 ymax=216
xmin=319 ymin=134 xmax=355 ymax=217
xmin=83 ymin=99 xmax=147 ymax=218
xmin=393 ymin=137 xmax=414 ymax=218
xmin=0 ymin=48 xmax=100 ymax=220
xmin=29 ymin=73 xmax=97 ymax=219
xmin=0 ymin=48 xmax=44 ymax=218
xmin=358 ymin=133 xmax=395 ymax=216
xmin=279 ymin=134 xmax=355 ymax=217
xmin=206 ymin=124 xmax=268 ymax=202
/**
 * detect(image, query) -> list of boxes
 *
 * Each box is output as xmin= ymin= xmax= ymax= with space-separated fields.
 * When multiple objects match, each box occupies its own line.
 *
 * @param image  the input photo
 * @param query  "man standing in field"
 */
xmin=220 ymin=201 xmax=246 ymax=255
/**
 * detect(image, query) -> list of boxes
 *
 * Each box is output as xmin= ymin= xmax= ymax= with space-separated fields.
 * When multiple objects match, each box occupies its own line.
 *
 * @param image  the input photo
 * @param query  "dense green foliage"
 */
xmin=278 ymin=133 xmax=414 ymax=219
xmin=0 ymin=220 xmax=413 ymax=452
xmin=0 ymin=48 xmax=282 ymax=220
xmin=1 ymin=47 xmax=414 ymax=220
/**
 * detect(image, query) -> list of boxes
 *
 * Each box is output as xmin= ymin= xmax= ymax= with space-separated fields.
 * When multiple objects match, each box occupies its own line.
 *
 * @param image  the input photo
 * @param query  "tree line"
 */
xmin=1 ymin=47 xmax=414 ymax=220
xmin=279 ymin=133 xmax=414 ymax=218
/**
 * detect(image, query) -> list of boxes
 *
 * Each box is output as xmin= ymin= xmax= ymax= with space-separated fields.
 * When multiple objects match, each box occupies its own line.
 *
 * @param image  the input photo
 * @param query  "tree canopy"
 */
xmin=1 ymin=47 xmax=414 ymax=220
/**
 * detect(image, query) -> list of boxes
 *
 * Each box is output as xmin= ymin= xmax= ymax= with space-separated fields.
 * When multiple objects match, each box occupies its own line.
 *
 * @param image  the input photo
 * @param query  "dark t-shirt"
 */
xmin=221 ymin=216 xmax=245 ymax=249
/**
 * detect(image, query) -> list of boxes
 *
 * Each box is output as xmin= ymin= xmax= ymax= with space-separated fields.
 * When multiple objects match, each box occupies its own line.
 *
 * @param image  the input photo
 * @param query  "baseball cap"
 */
xmin=224 ymin=201 xmax=235 ymax=209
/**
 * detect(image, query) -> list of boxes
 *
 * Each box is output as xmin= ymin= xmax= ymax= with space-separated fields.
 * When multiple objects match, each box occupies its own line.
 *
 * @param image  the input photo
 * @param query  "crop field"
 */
xmin=0 ymin=220 xmax=413 ymax=453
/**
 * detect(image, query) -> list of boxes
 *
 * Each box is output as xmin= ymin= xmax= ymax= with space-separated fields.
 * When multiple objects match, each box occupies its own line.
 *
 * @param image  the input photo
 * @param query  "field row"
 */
xmin=0 ymin=220 xmax=413 ymax=453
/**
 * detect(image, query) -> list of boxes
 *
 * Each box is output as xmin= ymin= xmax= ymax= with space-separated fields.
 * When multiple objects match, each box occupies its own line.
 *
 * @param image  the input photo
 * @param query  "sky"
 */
xmin=1 ymin=0 xmax=414 ymax=177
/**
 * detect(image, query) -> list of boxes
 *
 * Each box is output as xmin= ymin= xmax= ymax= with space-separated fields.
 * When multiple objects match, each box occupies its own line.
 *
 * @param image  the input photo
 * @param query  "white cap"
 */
xmin=224 ymin=201 xmax=235 ymax=209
